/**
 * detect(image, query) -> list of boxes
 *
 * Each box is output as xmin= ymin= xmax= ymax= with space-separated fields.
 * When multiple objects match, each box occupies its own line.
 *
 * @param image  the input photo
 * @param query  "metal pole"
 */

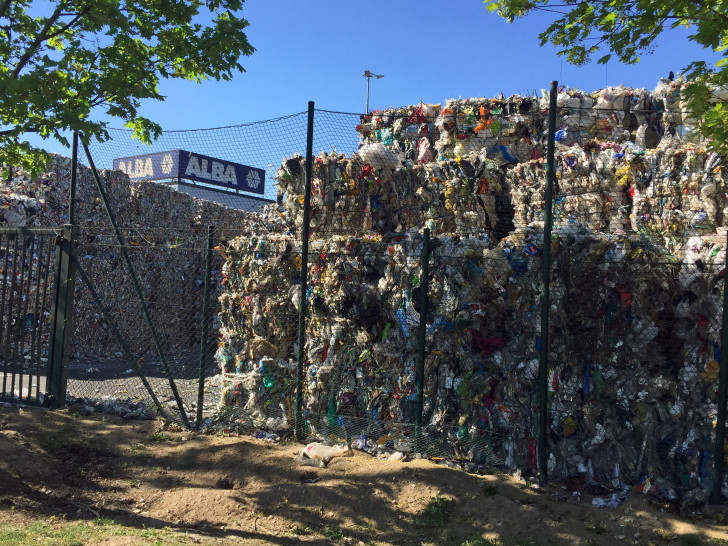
xmin=714 ymin=226 xmax=728 ymax=500
xmin=79 ymin=133 xmax=191 ymax=429
xmin=197 ymin=225 xmax=215 ymax=429
xmin=539 ymin=80 xmax=558 ymax=484
xmin=47 ymin=224 xmax=74 ymax=405
xmin=415 ymin=228 xmax=431 ymax=454
xmin=69 ymin=131 xmax=78 ymax=225
xmin=366 ymin=77 xmax=370 ymax=114
xmin=71 ymin=255 xmax=172 ymax=420
xmin=295 ymin=101 xmax=315 ymax=441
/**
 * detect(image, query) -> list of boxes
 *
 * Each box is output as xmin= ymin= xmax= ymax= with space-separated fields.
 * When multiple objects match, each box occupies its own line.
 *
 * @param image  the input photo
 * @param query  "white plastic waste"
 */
xmin=298 ymin=442 xmax=353 ymax=467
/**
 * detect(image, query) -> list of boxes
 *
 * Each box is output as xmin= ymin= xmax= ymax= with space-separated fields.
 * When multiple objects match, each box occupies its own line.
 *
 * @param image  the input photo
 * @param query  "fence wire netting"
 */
xmin=4 ymin=82 xmax=728 ymax=492
xmin=61 ymin=114 xmax=310 ymax=422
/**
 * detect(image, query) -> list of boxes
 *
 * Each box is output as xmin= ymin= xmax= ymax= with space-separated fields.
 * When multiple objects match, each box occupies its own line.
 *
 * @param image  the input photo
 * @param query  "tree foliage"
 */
xmin=1 ymin=0 xmax=255 ymax=174
xmin=484 ymin=0 xmax=728 ymax=155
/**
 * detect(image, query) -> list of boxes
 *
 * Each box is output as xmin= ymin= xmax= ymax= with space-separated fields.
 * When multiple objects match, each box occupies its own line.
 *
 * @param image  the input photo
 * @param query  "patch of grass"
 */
xmin=293 ymin=524 xmax=314 ymax=535
xmin=129 ymin=442 xmax=149 ymax=454
xmin=324 ymin=525 xmax=345 ymax=539
xmin=680 ymin=535 xmax=703 ymax=546
xmin=461 ymin=538 xmax=501 ymax=546
xmin=482 ymin=483 xmax=499 ymax=497
xmin=0 ymin=520 xmax=135 ymax=545
xmin=149 ymin=432 xmax=170 ymax=442
xmin=584 ymin=520 xmax=607 ymax=535
xmin=414 ymin=495 xmax=455 ymax=527
xmin=655 ymin=527 xmax=676 ymax=540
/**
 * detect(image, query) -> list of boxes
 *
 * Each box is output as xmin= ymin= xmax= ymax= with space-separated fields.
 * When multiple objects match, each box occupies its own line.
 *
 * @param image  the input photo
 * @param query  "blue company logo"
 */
xmin=113 ymin=150 xmax=265 ymax=194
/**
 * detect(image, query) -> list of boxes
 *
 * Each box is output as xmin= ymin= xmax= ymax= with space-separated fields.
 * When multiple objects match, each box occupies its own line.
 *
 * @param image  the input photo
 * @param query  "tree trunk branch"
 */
xmin=11 ymin=2 xmax=65 ymax=78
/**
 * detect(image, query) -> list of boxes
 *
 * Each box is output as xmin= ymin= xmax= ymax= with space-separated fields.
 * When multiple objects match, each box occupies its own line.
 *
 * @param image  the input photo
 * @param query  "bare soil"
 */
xmin=1 ymin=406 xmax=728 ymax=545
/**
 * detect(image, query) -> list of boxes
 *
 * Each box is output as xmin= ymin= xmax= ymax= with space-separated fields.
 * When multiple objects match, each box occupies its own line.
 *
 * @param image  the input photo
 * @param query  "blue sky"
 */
xmin=30 ymin=0 xmax=722 ymax=153
xmin=148 ymin=0 xmax=721 ymax=125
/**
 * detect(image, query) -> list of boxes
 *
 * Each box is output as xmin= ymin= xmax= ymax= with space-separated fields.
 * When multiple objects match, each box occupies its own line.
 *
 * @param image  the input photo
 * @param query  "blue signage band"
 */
xmin=113 ymin=149 xmax=265 ymax=195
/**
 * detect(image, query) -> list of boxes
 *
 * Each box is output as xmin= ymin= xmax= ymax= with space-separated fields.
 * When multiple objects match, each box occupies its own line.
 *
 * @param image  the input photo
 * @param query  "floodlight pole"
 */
xmin=366 ymin=77 xmax=371 ymax=114
xmin=363 ymin=70 xmax=384 ymax=114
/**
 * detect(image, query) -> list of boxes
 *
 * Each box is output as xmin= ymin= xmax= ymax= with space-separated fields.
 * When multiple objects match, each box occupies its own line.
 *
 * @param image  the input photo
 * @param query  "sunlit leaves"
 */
xmin=1 ymin=0 xmax=255 ymax=176
xmin=484 ymin=0 xmax=728 ymax=156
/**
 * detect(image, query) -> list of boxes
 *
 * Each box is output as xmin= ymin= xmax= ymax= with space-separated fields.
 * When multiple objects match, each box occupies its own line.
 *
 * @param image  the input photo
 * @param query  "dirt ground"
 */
xmin=1 ymin=407 xmax=728 ymax=545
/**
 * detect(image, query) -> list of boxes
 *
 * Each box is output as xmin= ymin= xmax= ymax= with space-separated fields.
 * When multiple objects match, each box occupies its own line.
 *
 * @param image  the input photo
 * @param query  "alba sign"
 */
xmin=113 ymin=150 xmax=265 ymax=195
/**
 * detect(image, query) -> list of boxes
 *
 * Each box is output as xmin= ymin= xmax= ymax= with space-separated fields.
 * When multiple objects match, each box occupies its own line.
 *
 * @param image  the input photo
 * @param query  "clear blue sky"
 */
xmin=31 ymin=0 xmax=722 ymax=150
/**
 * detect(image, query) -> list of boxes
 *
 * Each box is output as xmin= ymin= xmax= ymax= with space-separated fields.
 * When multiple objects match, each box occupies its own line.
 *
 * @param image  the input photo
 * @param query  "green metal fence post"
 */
xmin=295 ymin=101 xmax=315 ymax=441
xmin=714 ymin=226 xmax=728 ymax=500
xmin=197 ymin=225 xmax=215 ymax=429
xmin=538 ymin=80 xmax=558 ymax=484
xmin=69 ymin=131 xmax=78 ymax=225
xmin=47 ymin=224 xmax=75 ymax=405
xmin=79 ymin=133 xmax=191 ymax=429
xmin=415 ymin=228 xmax=431 ymax=454
xmin=70 ymin=255 xmax=172 ymax=420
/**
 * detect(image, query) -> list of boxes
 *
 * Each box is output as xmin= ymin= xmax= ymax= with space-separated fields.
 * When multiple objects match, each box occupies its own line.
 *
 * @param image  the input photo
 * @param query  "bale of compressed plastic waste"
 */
xmin=1 ymin=155 xmax=286 ymax=358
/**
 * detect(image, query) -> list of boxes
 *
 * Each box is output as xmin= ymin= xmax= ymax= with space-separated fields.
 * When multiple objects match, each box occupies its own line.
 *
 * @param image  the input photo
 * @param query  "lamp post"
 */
xmin=363 ymin=70 xmax=384 ymax=114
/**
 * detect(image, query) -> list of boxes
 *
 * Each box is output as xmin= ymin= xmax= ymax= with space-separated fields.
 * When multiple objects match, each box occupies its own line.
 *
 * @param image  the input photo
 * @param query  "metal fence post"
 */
xmin=69 ymin=131 xmax=78 ymax=225
xmin=415 ymin=228 xmax=431 ymax=454
xmin=197 ymin=225 xmax=215 ymax=429
xmin=714 ymin=226 xmax=728 ymax=500
xmin=538 ymin=80 xmax=558 ymax=483
xmin=79 ymin=133 xmax=191 ymax=429
xmin=295 ymin=101 xmax=315 ymax=441
xmin=47 ymin=224 xmax=75 ymax=405
xmin=71 ymin=255 xmax=171 ymax=420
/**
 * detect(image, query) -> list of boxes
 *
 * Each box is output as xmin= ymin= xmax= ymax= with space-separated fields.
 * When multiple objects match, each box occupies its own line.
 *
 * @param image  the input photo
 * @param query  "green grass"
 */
xmin=324 ymin=525 xmax=345 ymax=539
xmin=414 ymin=495 xmax=455 ymax=527
xmin=680 ymin=534 xmax=703 ymax=546
xmin=584 ymin=521 xmax=607 ymax=535
xmin=0 ymin=520 xmax=123 ymax=545
xmin=461 ymin=538 xmax=501 ymax=546
xmin=0 ymin=519 xmax=185 ymax=545
xmin=482 ymin=483 xmax=499 ymax=497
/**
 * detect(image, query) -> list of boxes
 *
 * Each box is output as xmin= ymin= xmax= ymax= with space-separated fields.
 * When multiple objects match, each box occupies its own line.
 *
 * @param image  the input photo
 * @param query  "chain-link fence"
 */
xmin=3 ymin=81 xmax=728 ymax=494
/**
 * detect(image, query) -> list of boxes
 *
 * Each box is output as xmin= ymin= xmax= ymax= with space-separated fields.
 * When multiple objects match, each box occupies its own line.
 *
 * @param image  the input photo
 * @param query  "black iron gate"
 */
xmin=0 ymin=226 xmax=64 ymax=406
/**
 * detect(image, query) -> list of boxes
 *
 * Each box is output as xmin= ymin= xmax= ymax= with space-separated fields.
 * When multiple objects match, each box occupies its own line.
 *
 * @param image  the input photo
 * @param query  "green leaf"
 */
xmin=1 ymin=0 xmax=255 ymax=169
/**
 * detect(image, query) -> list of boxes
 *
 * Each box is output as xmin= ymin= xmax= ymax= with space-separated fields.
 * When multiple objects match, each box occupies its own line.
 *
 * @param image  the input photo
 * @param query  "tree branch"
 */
xmin=11 ymin=2 xmax=65 ymax=78
xmin=45 ymin=9 xmax=89 ymax=41
xmin=0 ymin=128 xmax=37 ymax=136
xmin=0 ymin=0 xmax=13 ymax=20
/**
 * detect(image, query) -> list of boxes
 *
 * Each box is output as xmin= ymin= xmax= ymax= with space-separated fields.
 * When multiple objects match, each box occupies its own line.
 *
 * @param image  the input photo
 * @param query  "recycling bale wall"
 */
xmin=214 ymin=81 xmax=728 ymax=493
xmin=276 ymin=152 xmax=513 ymax=241
xmin=2 ymin=155 xmax=286 ymax=361
xmin=215 ymin=223 xmax=723 ymax=488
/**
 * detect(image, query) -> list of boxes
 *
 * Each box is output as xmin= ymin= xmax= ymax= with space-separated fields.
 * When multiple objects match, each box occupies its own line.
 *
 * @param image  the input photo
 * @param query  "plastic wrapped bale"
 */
xmin=505 ymin=141 xmax=723 ymax=252
xmin=276 ymin=152 xmax=513 ymax=241
xmin=538 ymin=227 xmax=723 ymax=487
xmin=414 ymin=233 xmax=520 ymax=463
xmin=299 ymin=233 xmax=424 ymax=443
xmin=215 ymin=235 xmax=300 ymax=430
xmin=356 ymin=104 xmax=441 ymax=161
xmin=2 ymin=155 xmax=287 ymax=358
xmin=276 ymin=151 xmax=414 ymax=236
xmin=434 ymin=96 xmax=542 ymax=163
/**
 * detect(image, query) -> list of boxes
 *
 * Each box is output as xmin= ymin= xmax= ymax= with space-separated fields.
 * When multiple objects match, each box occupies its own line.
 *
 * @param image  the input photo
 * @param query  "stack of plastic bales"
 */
xmin=275 ymin=151 xmax=513 ymax=240
xmin=1 ymin=155 xmax=286 ymax=357
xmin=207 ymin=81 xmax=728 ymax=496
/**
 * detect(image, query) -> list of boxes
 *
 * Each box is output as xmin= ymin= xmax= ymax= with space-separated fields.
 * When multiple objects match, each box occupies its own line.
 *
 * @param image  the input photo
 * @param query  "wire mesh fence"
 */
xmin=0 ymin=228 xmax=60 ymax=405
xmin=58 ymin=113 xmax=312 ymax=422
xmin=4 ymin=81 xmax=728 ymax=493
